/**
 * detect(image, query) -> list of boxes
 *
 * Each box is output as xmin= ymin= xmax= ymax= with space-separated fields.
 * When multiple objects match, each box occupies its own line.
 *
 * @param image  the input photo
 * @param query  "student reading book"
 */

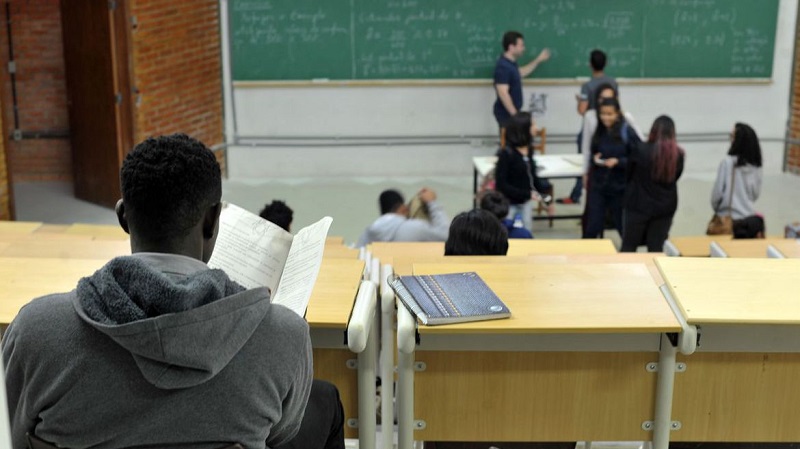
xmin=389 ymin=272 xmax=511 ymax=325
xmin=208 ymin=202 xmax=333 ymax=317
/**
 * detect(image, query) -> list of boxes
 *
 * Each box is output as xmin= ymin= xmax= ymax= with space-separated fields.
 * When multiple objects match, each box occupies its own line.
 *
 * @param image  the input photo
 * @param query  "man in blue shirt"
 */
xmin=493 ymin=31 xmax=550 ymax=132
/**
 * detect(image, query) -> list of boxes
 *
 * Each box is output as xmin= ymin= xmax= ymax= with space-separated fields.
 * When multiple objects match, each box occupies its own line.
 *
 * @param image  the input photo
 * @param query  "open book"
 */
xmin=389 ymin=272 xmax=511 ymax=325
xmin=207 ymin=202 xmax=332 ymax=317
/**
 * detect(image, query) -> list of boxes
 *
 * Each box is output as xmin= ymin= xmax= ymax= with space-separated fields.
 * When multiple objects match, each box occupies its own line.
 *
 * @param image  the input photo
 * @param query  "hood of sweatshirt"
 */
xmin=73 ymin=254 xmax=271 ymax=390
xmin=364 ymin=213 xmax=407 ymax=242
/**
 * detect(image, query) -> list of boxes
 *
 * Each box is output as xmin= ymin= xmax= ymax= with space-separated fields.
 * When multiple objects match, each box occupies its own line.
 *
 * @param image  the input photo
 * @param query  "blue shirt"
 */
xmin=493 ymin=56 xmax=522 ymax=126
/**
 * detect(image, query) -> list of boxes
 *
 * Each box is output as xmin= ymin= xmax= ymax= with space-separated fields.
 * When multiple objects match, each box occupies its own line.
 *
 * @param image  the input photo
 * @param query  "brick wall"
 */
xmin=788 ymin=8 xmax=800 ymax=174
xmin=130 ymin=0 xmax=224 ymax=148
xmin=0 ymin=1 xmax=72 ymax=182
xmin=0 ymin=89 xmax=12 ymax=220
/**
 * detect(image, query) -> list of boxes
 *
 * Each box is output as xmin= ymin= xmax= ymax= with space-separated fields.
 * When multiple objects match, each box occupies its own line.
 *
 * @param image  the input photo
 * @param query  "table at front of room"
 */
xmin=656 ymin=257 xmax=800 ymax=444
xmin=395 ymin=261 xmax=682 ymax=449
xmin=472 ymin=155 xmax=584 ymax=219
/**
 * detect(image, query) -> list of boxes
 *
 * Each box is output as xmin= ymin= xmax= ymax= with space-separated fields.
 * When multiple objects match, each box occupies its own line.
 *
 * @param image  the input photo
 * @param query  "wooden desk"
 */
xmin=527 ymin=253 xmax=665 ymax=285
xmin=326 ymin=236 xmax=345 ymax=245
xmin=387 ymin=255 xmax=528 ymax=276
xmin=321 ymin=244 xmax=360 ymax=259
xmin=0 ymin=221 xmax=42 ymax=234
xmin=398 ymin=261 xmax=678 ymax=443
xmin=0 ymin=257 xmax=107 ymax=325
xmin=656 ymin=257 xmax=800 ymax=442
xmin=506 ymin=239 xmax=617 ymax=256
xmin=64 ymin=224 xmax=129 ymax=240
xmin=305 ymin=258 xmax=365 ymax=439
xmin=665 ymin=236 xmax=731 ymax=257
xmin=369 ymin=242 xmax=444 ymax=261
xmin=768 ymin=239 xmax=800 ymax=258
xmin=713 ymin=238 xmax=790 ymax=258
xmin=0 ymin=239 xmax=130 ymax=260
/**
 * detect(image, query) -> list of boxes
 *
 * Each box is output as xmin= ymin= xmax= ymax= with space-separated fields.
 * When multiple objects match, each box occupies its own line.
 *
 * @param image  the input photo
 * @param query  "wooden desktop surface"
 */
xmin=668 ymin=235 xmax=731 ymax=257
xmin=770 ymin=239 xmax=800 ymax=258
xmin=505 ymin=239 xmax=617 ymax=256
xmin=64 ymin=224 xmax=129 ymax=240
xmin=0 ymin=239 xmax=130 ymax=260
xmin=715 ymin=238 xmax=790 ymax=258
xmin=0 ymin=257 xmax=107 ymax=324
xmin=528 ymin=253 xmax=665 ymax=285
xmin=326 ymin=236 xmax=345 ymax=245
xmin=0 ymin=221 xmax=42 ymax=234
xmin=321 ymin=244 xmax=359 ymax=259
xmin=411 ymin=262 xmax=679 ymax=334
xmin=657 ymin=257 xmax=800 ymax=325
xmin=305 ymin=258 xmax=365 ymax=328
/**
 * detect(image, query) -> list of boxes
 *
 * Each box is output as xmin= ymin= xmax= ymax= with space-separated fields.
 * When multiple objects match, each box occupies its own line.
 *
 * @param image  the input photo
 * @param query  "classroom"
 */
xmin=0 ymin=0 xmax=800 ymax=449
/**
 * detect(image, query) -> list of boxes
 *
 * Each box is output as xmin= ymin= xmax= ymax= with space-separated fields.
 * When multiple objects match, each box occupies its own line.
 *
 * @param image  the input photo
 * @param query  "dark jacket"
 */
xmin=495 ymin=146 xmax=548 ymax=205
xmin=624 ymin=142 xmax=685 ymax=217
xmin=589 ymin=122 xmax=639 ymax=195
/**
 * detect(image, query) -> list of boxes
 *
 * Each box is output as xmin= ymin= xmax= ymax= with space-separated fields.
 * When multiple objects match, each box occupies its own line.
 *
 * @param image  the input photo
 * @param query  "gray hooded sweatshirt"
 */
xmin=2 ymin=253 xmax=312 ymax=449
xmin=711 ymin=155 xmax=762 ymax=220
xmin=356 ymin=200 xmax=450 ymax=247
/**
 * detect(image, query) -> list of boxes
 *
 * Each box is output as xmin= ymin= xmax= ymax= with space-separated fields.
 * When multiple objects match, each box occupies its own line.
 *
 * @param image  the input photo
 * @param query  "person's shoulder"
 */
xmin=6 ymin=292 xmax=79 ymax=348
xmin=258 ymin=304 xmax=309 ymax=342
xmin=14 ymin=292 xmax=75 ymax=327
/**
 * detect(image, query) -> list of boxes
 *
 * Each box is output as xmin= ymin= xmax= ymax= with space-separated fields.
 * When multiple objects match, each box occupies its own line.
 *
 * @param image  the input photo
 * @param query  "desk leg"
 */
xmin=397 ymin=304 xmax=417 ymax=449
xmin=473 ymin=166 xmax=479 ymax=209
xmin=358 ymin=309 xmax=378 ymax=449
xmin=653 ymin=333 xmax=677 ymax=449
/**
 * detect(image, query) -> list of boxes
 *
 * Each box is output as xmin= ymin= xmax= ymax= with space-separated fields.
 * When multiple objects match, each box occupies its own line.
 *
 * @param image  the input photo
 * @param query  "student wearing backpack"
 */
xmin=583 ymin=98 xmax=641 ymax=239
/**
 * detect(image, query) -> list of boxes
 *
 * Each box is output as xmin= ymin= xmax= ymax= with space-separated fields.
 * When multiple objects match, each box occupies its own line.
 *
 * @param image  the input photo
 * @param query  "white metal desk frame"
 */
xmin=395 ymin=282 xmax=697 ymax=449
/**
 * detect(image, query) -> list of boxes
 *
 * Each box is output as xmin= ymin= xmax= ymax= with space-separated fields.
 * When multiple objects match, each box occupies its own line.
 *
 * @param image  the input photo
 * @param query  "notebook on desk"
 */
xmin=389 ymin=272 xmax=511 ymax=325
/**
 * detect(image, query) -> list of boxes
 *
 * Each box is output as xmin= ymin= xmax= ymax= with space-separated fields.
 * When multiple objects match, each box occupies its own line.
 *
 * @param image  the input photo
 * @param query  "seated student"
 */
xmin=733 ymin=215 xmax=765 ymax=239
xmin=444 ymin=209 xmax=509 ymax=256
xmin=479 ymin=190 xmax=533 ymax=239
xmin=357 ymin=188 xmax=450 ymax=247
xmin=260 ymin=199 xmax=294 ymax=232
xmin=1 ymin=134 xmax=342 ymax=449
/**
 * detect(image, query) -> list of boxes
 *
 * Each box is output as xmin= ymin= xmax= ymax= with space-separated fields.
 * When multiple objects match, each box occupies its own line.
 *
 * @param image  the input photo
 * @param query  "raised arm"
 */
xmin=519 ymin=48 xmax=550 ymax=77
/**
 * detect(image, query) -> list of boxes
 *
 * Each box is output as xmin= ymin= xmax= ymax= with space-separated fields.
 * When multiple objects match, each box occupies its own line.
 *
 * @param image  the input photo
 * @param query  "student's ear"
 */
xmin=115 ymin=200 xmax=130 ymax=235
xmin=203 ymin=202 xmax=223 ymax=240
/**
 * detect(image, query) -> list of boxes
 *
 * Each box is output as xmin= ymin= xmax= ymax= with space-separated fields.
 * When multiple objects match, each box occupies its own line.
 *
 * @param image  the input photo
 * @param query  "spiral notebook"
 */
xmin=389 ymin=272 xmax=511 ymax=325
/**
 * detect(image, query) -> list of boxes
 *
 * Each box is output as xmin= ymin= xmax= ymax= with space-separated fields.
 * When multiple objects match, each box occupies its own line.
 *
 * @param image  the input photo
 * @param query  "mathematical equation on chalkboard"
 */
xmin=230 ymin=0 xmax=778 ymax=80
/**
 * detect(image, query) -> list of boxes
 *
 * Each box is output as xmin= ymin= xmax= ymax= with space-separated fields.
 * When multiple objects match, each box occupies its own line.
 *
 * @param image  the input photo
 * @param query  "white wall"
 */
xmin=227 ymin=0 xmax=797 ymax=179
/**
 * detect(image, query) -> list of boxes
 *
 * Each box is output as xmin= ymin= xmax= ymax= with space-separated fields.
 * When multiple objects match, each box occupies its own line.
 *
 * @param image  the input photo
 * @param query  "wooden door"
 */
xmin=60 ymin=0 xmax=133 ymax=208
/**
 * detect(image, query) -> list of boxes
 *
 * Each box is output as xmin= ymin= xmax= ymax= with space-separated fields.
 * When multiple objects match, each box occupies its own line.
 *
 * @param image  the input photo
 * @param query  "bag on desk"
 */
xmin=706 ymin=214 xmax=733 ymax=235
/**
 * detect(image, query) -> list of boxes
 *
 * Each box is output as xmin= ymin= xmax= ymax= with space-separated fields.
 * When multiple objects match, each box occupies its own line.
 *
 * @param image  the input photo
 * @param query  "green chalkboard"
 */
xmin=229 ymin=0 xmax=779 ymax=81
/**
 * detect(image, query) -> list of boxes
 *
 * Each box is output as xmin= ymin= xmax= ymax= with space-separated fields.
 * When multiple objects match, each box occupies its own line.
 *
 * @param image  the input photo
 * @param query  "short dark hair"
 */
xmin=504 ymin=112 xmax=533 ymax=148
xmin=259 ymin=200 xmax=293 ymax=232
xmin=729 ymin=123 xmax=762 ymax=167
xmin=590 ymin=49 xmax=607 ymax=71
xmin=593 ymin=82 xmax=618 ymax=105
xmin=502 ymin=31 xmax=524 ymax=51
xmin=444 ymin=209 xmax=509 ymax=256
xmin=733 ymin=215 xmax=765 ymax=239
xmin=479 ymin=191 xmax=510 ymax=220
xmin=121 ymin=133 xmax=221 ymax=241
xmin=379 ymin=189 xmax=405 ymax=215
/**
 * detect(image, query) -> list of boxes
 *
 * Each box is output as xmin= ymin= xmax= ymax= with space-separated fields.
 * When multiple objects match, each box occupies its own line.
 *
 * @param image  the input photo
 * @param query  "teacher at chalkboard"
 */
xmin=493 ymin=30 xmax=550 ymax=142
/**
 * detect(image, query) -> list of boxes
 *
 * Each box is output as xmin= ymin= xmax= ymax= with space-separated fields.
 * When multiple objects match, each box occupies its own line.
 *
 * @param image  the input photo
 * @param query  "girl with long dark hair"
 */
xmin=710 ymin=123 xmax=763 ymax=222
xmin=621 ymin=115 xmax=685 ymax=252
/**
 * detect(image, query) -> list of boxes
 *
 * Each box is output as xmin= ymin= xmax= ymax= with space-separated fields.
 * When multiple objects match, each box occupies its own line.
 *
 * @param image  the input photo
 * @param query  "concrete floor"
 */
xmin=16 ymin=159 xmax=800 ymax=248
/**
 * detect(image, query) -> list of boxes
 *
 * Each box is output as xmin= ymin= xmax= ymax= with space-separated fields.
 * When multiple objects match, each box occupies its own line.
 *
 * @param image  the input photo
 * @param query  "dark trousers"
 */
xmin=567 ymin=129 xmax=583 ymax=202
xmin=276 ymin=380 xmax=345 ymax=449
xmin=621 ymin=210 xmax=673 ymax=252
xmin=582 ymin=188 xmax=623 ymax=239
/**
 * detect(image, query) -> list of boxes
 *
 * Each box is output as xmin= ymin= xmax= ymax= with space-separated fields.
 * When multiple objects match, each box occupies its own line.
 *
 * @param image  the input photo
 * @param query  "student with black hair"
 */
xmin=621 ymin=115 xmax=685 ymax=252
xmin=583 ymin=98 xmax=642 ymax=239
xmin=260 ymin=199 xmax=294 ymax=232
xmin=711 ymin=123 xmax=763 ymax=222
xmin=357 ymin=188 xmax=450 ymax=247
xmin=494 ymin=111 xmax=552 ymax=233
xmin=2 ymin=134 xmax=344 ymax=449
xmin=558 ymin=49 xmax=619 ymax=205
xmin=479 ymin=190 xmax=533 ymax=239
xmin=444 ymin=209 xmax=509 ymax=256
xmin=493 ymin=30 xmax=550 ymax=131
